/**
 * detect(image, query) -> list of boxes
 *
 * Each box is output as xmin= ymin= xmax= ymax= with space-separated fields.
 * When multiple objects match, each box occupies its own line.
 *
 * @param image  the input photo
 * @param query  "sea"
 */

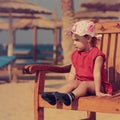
xmin=0 ymin=44 xmax=63 ymax=62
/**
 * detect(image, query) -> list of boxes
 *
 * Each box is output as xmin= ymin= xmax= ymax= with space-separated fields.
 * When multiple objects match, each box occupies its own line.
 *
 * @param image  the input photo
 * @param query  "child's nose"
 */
xmin=73 ymin=41 xmax=76 ymax=45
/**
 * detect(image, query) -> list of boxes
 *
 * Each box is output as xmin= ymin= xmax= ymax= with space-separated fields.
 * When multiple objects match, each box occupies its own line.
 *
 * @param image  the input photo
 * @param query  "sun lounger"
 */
xmin=0 ymin=55 xmax=16 ymax=82
xmin=36 ymin=44 xmax=63 ymax=64
xmin=13 ymin=47 xmax=33 ymax=59
xmin=0 ymin=55 xmax=16 ymax=69
xmin=13 ymin=44 xmax=63 ymax=64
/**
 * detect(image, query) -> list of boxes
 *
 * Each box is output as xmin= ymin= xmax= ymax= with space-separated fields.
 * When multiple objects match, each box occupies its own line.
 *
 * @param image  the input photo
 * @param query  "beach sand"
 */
xmin=0 ymin=72 xmax=120 ymax=120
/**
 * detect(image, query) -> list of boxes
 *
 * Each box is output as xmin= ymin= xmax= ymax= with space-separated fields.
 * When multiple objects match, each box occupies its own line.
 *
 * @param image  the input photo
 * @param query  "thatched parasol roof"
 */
xmin=81 ymin=0 xmax=120 ymax=5
xmin=11 ymin=12 xmax=62 ymax=30
xmin=81 ymin=3 xmax=120 ymax=12
xmin=13 ymin=18 xmax=62 ymax=30
xmin=80 ymin=0 xmax=120 ymax=5
xmin=0 ymin=13 xmax=42 ymax=19
xmin=80 ymin=0 xmax=120 ymax=11
xmin=76 ymin=0 xmax=120 ymax=20
xmin=75 ymin=11 xmax=119 ymax=20
xmin=0 ymin=0 xmax=52 ymax=15
xmin=32 ymin=17 xmax=62 ymax=29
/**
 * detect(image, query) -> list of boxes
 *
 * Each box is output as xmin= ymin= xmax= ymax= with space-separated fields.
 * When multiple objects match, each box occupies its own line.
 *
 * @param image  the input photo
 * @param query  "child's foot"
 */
xmin=41 ymin=92 xmax=57 ymax=105
xmin=55 ymin=92 xmax=74 ymax=106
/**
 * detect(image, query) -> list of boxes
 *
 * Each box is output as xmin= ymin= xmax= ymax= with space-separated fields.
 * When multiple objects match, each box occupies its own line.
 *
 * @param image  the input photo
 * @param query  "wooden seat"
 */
xmin=23 ymin=21 xmax=120 ymax=120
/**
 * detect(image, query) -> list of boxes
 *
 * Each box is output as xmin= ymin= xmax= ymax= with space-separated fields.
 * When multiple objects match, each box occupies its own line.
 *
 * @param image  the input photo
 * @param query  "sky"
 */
xmin=0 ymin=0 xmax=85 ymax=45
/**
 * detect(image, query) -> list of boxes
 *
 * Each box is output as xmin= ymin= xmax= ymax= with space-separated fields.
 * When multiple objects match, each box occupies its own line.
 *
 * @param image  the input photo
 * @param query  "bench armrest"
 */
xmin=23 ymin=64 xmax=71 ymax=74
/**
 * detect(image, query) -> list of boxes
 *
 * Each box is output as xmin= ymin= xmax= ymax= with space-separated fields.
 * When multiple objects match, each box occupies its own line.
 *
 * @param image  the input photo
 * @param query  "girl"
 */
xmin=41 ymin=20 xmax=112 ymax=106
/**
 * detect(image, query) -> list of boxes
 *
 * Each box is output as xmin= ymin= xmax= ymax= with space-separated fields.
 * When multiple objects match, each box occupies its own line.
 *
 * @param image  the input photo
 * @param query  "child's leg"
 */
xmin=42 ymin=81 xmax=95 ymax=106
xmin=58 ymin=79 xmax=81 ymax=93
xmin=53 ymin=81 xmax=95 ymax=106
xmin=53 ymin=80 xmax=82 ymax=106
xmin=72 ymin=81 xmax=95 ymax=98
xmin=41 ymin=79 xmax=80 ymax=106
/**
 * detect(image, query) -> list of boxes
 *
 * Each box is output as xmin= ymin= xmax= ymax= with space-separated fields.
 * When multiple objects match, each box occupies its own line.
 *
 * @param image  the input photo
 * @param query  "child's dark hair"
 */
xmin=84 ymin=34 xmax=97 ymax=47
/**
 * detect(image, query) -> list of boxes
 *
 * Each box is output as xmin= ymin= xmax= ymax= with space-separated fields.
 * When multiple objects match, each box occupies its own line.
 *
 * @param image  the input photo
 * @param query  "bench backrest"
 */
xmin=96 ymin=21 xmax=120 ymax=92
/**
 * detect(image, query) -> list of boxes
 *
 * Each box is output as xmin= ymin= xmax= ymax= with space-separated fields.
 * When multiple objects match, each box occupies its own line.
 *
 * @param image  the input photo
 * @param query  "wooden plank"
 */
xmin=115 ymin=33 xmax=120 ymax=82
xmin=39 ymin=95 xmax=120 ymax=114
xmin=101 ymin=34 xmax=109 ymax=69
xmin=102 ymin=34 xmax=109 ymax=55
xmin=34 ymin=72 xmax=45 ymax=120
xmin=96 ymin=21 xmax=120 ymax=33
xmin=96 ymin=34 xmax=103 ymax=50
xmin=107 ymin=33 xmax=116 ymax=83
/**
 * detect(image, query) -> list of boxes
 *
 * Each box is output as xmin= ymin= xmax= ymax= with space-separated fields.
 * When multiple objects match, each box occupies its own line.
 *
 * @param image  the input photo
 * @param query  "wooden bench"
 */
xmin=0 ymin=55 xmax=16 ymax=82
xmin=23 ymin=21 xmax=120 ymax=120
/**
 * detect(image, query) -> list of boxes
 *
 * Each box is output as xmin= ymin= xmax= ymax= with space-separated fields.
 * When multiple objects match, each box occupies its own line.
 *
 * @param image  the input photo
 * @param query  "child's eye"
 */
xmin=74 ymin=39 xmax=79 ymax=41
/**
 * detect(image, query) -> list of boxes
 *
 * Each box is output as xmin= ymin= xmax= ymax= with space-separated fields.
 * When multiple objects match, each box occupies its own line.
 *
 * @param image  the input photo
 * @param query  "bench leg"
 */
xmin=87 ymin=111 xmax=96 ymax=120
xmin=39 ymin=108 xmax=44 ymax=120
xmin=12 ymin=67 xmax=19 ymax=82
xmin=8 ymin=65 xmax=12 ymax=82
xmin=34 ymin=107 xmax=44 ymax=120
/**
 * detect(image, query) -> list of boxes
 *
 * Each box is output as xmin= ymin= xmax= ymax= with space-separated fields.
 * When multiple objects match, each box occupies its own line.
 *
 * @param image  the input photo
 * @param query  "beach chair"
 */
xmin=0 ymin=55 xmax=16 ymax=82
xmin=23 ymin=21 xmax=120 ymax=120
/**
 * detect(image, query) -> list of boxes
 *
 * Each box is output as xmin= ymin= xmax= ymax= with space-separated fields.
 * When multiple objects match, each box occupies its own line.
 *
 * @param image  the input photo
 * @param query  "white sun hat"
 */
xmin=71 ymin=20 xmax=96 ymax=37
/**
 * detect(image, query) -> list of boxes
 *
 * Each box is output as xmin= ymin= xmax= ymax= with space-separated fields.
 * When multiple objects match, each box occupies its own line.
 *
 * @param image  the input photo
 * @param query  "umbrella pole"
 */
xmin=8 ymin=12 xmax=14 ymax=82
xmin=33 ymin=26 xmax=37 ymax=61
xmin=53 ymin=28 xmax=58 ymax=64
xmin=8 ymin=12 xmax=13 ymax=56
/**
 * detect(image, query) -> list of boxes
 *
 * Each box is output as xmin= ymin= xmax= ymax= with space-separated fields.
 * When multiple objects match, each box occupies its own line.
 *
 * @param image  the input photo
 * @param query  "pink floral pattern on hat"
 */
xmin=88 ymin=25 xmax=94 ymax=32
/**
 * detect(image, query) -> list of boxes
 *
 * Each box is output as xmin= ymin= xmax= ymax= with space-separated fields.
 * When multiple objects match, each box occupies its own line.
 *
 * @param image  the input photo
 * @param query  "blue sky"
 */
xmin=0 ymin=0 xmax=83 ymax=45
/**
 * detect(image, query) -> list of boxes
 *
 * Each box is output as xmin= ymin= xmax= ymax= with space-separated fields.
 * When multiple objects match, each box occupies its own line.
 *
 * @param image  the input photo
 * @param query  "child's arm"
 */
xmin=93 ymin=56 xmax=111 ymax=96
xmin=68 ymin=65 xmax=76 ymax=81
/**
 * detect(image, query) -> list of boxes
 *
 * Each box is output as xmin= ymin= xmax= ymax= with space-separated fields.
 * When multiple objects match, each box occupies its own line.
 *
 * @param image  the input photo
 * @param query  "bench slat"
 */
xmin=38 ymin=95 xmax=120 ymax=114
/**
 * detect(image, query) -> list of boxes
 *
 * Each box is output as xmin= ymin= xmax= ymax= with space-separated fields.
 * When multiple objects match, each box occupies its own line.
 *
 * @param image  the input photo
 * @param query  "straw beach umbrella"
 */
xmin=0 ymin=0 xmax=52 ymax=56
xmin=75 ymin=0 xmax=120 ymax=20
xmin=13 ymin=16 xmax=62 ymax=62
xmin=13 ymin=17 xmax=62 ymax=29
xmin=0 ymin=12 xmax=43 ymax=19
xmin=0 ymin=0 xmax=51 ymax=15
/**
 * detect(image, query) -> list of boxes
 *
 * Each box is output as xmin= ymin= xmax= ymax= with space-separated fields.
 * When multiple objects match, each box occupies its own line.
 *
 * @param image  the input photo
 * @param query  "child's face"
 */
xmin=71 ymin=34 xmax=89 ymax=52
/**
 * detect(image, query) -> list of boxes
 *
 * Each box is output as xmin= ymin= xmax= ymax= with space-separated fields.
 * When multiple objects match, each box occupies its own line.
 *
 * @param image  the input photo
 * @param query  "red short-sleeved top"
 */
xmin=71 ymin=47 xmax=112 ymax=94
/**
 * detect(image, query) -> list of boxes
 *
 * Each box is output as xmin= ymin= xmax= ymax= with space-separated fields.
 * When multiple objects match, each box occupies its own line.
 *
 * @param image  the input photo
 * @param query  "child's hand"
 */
xmin=96 ymin=91 xmax=111 ymax=97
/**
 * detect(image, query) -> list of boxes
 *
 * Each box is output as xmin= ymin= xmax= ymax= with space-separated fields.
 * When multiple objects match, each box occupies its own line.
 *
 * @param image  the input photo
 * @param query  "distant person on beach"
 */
xmin=2 ymin=43 xmax=7 ymax=50
xmin=41 ymin=20 xmax=112 ymax=106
